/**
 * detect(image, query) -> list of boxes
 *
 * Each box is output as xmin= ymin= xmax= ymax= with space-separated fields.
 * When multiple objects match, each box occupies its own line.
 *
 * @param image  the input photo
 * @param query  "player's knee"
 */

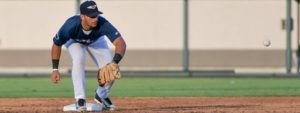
xmin=72 ymin=60 xmax=85 ymax=66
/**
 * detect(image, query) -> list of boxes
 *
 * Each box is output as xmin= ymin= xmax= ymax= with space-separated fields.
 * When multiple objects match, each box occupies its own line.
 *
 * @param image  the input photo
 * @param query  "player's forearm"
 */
xmin=113 ymin=36 xmax=126 ymax=56
xmin=113 ymin=36 xmax=126 ymax=63
xmin=51 ymin=44 xmax=62 ymax=69
xmin=52 ymin=44 xmax=62 ymax=59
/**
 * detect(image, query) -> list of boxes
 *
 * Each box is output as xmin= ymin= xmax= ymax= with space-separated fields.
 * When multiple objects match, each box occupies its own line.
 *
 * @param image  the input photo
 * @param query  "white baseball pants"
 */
xmin=65 ymin=36 xmax=114 ymax=100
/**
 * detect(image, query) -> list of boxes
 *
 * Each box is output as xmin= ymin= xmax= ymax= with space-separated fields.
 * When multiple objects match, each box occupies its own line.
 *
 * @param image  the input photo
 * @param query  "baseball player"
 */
xmin=50 ymin=0 xmax=126 ymax=112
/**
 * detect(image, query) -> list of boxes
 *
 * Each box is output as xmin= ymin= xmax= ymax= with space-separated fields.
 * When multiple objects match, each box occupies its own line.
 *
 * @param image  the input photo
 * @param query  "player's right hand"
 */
xmin=51 ymin=70 xmax=61 ymax=84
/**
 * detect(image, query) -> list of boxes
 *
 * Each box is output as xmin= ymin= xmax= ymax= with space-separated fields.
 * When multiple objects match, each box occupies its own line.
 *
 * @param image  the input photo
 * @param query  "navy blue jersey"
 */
xmin=53 ymin=15 xmax=121 ymax=46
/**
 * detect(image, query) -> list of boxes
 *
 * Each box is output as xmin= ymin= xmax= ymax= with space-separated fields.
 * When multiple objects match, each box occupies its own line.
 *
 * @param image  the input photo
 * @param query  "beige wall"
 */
xmin=190 ymin=0 xmax=294 ymax=50
xmin=0 ymin=1 xmax=76 ymax=50
xmin=0 ymin=0 xmax=298 ymax=70
xmin=0 ymin=0 xmax=297 ymax=50
xmin=97 ymin=0 xmax=184 ymax=50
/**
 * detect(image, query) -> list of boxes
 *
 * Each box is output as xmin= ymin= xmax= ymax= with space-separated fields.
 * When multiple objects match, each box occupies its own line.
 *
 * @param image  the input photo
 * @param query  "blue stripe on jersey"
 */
xmin=53 ymin=15 xmax=121 ymax=46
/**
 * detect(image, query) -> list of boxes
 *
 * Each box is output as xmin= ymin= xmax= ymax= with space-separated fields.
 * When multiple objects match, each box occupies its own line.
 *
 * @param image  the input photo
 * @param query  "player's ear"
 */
xmin=80 ymin=14 xmax=85 ymax=20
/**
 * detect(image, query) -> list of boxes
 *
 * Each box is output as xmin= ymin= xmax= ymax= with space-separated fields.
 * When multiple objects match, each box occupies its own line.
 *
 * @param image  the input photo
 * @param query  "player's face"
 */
xmin=83 ymin=15 xmax=98 ymax=28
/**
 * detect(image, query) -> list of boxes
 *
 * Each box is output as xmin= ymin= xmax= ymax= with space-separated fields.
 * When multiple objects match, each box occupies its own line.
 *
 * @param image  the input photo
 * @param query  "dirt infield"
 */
xmin=0 ymin=97 xmax=300 ymax=113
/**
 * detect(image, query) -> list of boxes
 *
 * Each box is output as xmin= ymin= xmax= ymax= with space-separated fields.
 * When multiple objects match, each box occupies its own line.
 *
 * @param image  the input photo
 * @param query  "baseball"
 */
xmin=263 ymin=39 xmax=271 ymax=47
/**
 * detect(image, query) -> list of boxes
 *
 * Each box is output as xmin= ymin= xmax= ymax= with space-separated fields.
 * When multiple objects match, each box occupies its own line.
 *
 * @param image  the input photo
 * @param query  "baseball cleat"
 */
xmin=75 ymin=99 xmax=87 ymax=112
xmin=94 ymin=93 xmax=117 ymax=110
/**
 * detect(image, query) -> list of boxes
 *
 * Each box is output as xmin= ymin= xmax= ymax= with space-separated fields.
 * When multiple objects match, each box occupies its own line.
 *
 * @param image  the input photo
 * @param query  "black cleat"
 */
xmin=94 ymin=93 xmax=116 ymax=110
xmin=75 ymin=99 xmax=87 ymax=112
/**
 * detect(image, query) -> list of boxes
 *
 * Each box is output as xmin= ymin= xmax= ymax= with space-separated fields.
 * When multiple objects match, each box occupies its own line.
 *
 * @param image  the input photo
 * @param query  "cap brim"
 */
xmin=86 ymin=11 xmax=103 ymax=18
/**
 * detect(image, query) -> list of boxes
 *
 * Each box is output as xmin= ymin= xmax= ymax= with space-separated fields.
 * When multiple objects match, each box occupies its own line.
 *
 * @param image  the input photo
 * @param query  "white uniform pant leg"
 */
xmin=66 ymin=42 xmax=87 ymax=100
xmin=87 ymin=37 xmax=113 ymax=98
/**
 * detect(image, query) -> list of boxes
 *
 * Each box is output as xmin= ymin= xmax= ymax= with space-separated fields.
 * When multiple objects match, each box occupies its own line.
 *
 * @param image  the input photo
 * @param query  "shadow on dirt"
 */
xmin=119 ymin=104 xmax=256 ymax=111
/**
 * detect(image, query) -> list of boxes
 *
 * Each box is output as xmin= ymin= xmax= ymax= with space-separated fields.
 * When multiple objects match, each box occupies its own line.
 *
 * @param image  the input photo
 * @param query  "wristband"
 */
xmin=52 ymin=59 xmax=59 ymax=69
xmin=113 ymin=53 xmax=123 ymax=64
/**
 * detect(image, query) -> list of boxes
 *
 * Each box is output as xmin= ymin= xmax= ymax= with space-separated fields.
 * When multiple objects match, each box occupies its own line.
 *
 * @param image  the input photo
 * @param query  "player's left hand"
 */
xmin=98 ymin=62 xmax=121 ymax=86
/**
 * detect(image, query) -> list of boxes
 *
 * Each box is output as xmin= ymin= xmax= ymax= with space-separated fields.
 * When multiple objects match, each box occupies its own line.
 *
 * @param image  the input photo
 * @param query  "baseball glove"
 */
xmin=98 ymin=62 xmax=121 ymax=86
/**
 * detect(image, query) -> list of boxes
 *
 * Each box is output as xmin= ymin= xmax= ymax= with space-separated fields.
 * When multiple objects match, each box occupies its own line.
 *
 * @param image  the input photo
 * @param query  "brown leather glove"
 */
xmin=98 ymin=62 xmax=121 ymax=86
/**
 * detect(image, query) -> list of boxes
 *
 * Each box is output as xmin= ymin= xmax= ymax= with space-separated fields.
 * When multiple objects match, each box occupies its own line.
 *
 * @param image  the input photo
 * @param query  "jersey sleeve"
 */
xmin=99 ymin=21 xmax=121 ymax=43
xmin=53 ymin=20 xmax=73 ymax=46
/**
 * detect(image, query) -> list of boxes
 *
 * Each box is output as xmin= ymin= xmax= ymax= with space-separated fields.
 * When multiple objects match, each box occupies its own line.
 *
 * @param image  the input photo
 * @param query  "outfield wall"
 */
xmin=0 ymin=0 xmax=298 ymax=71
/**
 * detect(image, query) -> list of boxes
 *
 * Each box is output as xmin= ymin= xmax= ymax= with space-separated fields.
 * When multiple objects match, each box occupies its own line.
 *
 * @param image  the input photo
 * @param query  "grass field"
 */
xmin=1 ymin=77 xmax=300 ymax=98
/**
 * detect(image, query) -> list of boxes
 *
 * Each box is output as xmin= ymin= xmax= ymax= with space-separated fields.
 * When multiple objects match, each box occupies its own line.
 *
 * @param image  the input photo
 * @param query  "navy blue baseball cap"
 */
xmin=80 ymin=1 xmax=103 ymax=17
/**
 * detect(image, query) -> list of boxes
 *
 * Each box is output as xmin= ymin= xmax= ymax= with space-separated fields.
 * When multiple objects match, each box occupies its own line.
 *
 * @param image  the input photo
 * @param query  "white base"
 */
xmin=63 ymin=103 xmax=103 ymax=112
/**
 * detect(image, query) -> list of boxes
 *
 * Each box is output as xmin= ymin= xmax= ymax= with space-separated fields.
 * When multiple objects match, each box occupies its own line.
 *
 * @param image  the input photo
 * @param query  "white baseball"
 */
xmin=263 ymin=39 xmax=271 ymax=47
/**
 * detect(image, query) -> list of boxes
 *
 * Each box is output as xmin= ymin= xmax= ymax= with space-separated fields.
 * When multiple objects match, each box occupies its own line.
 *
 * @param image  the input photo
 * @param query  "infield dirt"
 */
xmin=0 ymin=97 xmax=299 ymax=113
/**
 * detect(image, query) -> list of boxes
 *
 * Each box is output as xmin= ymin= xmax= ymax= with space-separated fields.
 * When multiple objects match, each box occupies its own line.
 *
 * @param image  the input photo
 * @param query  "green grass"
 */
xmin=1 ymin=77 xmax=300 ymax=98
